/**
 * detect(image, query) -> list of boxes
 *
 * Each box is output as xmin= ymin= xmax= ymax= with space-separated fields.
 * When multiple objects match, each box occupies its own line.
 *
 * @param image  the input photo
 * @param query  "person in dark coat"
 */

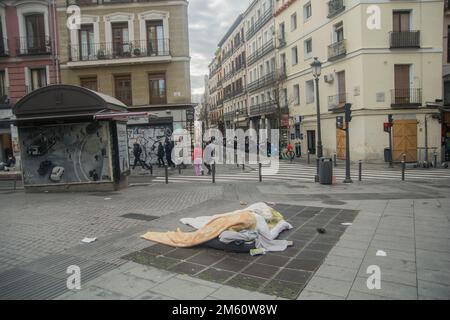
xmin=165 ymin=138 xmax=175 ymax=167
xmin=132 ymin=143 xmax=151 ymax=170
xmin=157 ymin=142 xmax=165 ymax=167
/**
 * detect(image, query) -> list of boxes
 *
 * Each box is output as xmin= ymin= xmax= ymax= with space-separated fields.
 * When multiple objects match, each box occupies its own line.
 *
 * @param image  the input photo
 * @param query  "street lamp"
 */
xmin=311 ymin=57 xmax=323 ymax=182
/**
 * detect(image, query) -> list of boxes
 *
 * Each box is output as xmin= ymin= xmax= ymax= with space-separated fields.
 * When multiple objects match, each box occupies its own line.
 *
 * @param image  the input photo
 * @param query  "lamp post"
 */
xmin=311 ymin=57 xmax=323 ymax=182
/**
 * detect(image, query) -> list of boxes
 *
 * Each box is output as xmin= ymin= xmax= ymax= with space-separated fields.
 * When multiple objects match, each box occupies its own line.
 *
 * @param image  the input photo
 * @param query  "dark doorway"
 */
xmin=307 ymin=130 xmax=316 ymax=155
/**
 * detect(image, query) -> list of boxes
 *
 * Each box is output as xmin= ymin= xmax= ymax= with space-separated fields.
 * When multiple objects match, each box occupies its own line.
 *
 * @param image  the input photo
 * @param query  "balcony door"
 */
xmin=394 ymin=64 xmax=410 ymax=104
xmin=25 ymin=14 xmax=46 ymax=53
xmin=393 ymin=11 xmax=410 ymax=32
xmin=149 ymin=74 xmax=166 ymax=105
xmin=337 ymin=70 xmax=346 ymax=104
xmin=112 ymin=22 xmax=129 ymax=58
xmin=115 ymin=75 xmax=132 ymax=106
xmin=146 ymin=20 xmax=164 ymax=56
xmin=79 ymin=24 xmax=94 ymax=60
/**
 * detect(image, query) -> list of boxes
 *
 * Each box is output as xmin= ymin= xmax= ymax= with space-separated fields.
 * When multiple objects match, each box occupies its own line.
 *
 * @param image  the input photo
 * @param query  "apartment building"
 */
xmin=208 ymin=53 xmax=223 ymax=130
xmin=443 ymin=0 xmax=450 ymax=162
xmin=220 ymin=15 xmax=247 ymax=130
xmin=274 ymin=0 xmax=443 ymax=162
xmin=57 ymin=0 xmax=193 ymax=161
xmin=0 ymin=0 xmax=59 ymax=165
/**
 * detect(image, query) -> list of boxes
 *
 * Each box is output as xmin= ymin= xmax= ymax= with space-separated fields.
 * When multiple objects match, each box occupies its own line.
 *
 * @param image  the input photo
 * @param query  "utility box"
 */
xmin=319 ymin=157 xmax=333 ymax=185
xmin=384 ymin=148 xmax=392 ymax=163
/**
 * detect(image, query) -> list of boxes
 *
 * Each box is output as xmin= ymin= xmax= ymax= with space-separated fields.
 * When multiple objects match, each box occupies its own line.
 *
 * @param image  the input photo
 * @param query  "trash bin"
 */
xmin=384 ymin=148 xmax=392 ymax=163
xmin=319 ymin=157 xmax=333 ymax=185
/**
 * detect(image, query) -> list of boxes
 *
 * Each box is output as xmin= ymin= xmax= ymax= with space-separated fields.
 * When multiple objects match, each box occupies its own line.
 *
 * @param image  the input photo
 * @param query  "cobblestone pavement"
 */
xmin=0 ymin=175 xmax=449 ymax=300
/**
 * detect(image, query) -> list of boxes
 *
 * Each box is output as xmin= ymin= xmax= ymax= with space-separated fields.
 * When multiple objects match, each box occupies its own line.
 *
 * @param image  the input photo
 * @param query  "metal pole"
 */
xmin=178 ymin=165 xmax=181 ymax=174
xmin=389 ymin=124 xmax=393 ymax=168
xmin=434 ymin=151 xmax=438 ymax=168
xmin=259 ymin=162 xmax=262 ymax=182
xmin=343 ymin=123 xmax=353 ymax=183
xmin=315 ymin=76 xmax=323 ymax=182
xmin=334 ymin=154 xmax=337 ymax=167
xmin=212 ymin=162 xmax=216 ymax=183
xmin=401 ymin=154 xmax=406 ymax=181
xmin=359 ymin=160 xmax=362 ymax=181
xmin=424 ymin=116 xmax=429 ymax=168
xmin=165 ymin=165 xmax=168 ymax=184
xmin=307 ymin=149 xmax=310 ymax=164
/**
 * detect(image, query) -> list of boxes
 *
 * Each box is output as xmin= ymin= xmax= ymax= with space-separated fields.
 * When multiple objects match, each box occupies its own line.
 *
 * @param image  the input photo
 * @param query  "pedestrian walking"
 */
xmin=157 ymin=142 xmax=165 ymax=167
xmin=132 ymin=143 xmax=151 ymax=170
xmin=203 ymin=141 xmax=214 ymax=175
xmin=165 ymin=137 xmax=175 ymax=168
xmin=193 ymin=143 xmax=204 ymax=176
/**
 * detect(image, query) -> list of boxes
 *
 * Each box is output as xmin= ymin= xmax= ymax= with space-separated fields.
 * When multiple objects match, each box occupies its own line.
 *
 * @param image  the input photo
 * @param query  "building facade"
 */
xmin=207 ymin=53 xmax=223 ymax=131
xmin=443 ymin=0 xmax=450 ymax=162
xmin=0 ymin=0 xmax=60 ymax=165
xmin=57 ymin=0 xmax=193 ymax=167
xmin=274 ymin=0 xmax=443 ymax=162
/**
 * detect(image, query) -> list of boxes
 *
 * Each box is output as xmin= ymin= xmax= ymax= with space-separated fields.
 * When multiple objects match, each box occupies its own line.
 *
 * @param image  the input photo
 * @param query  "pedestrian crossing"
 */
xmin=149 ymin=162 xmax=450 ymax=184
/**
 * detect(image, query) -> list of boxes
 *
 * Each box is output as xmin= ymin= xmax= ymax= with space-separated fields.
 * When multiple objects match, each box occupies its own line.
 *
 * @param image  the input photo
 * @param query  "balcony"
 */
xmin=223 ymin=87 xmax=245 ymax=102
xmin=103 ymin=0 xmax=133 ymax=4
xmin=328 ymin=92 xmax=348 ymax=111
xmin=16 ymin=36 xmax=52 ymax=55
xmin=0 ymin=38 xmax=8 ymax=57
xmin=250 ymin=101 xmax=278 ymax=117
xmin=0 ymin=87 xmax=10 ymax=108
xmin=66 ymin=0 xmax=99 ymax=5
xmin=328 ymin=40 xmax=346 ymax=61
xmin=68 ymin=39 xmax=170 ymax=64
xmin=327 ymin=0 xmax=345 ymax=19
xmin=247 ymin=72 xmax=276 ymax=93
xmin=390 ymin=31 xmax=420 ymax=49
xmin=391 ymin=88 xmax=422 ymax=108
xmin=246 ymin=6 xmax=273 ymax=40
xmin=247 ymin=41 xmax=274 ymax=66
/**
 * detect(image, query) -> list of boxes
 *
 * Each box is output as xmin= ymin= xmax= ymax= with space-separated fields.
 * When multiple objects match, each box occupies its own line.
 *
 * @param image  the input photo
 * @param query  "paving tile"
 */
xmin=285 ymin=258 xmax=322 ymax=272
xmin=418 ymin=280 xmax=450 ymax=300
xmin=164 ymin=248 xmax=201 ymax=260
xmin=255 ymin=254 xmax=290 ymax=267
xmin=210 ymin=286 xmax=276 ymax=300
xmin=417 ymin=268 xmax=450 ymax=285
xmin=357 ymin=265 xmax=416 ymax=287
xmin=306 ymin=242 xmax=335 ymax=252
xmin=351 ymin=276 xmax=417 ymax=300
xmin=196 ymin=268 xmax=234 ymax=284
xmin=142 ymin=244 xmax=176 ymax=256
xmin=323 ymin=255 xmax=363 ymax=270
xmin=298 ymin=290 xmax=345 ymax=300
xmin=187 ymin=251 xmax=225 ymax=266
xmin=93 ymin=272 xmax=158 ymax=298
xmin=124 ymin=264 xmax=175 ymax=283
xmin=316 ymin=264 xmax=359 ymax=282
xmin=305 ymin=276 xmax=352 ymax=298
xmin=126 ymin=251 xmax=179 ymax=269
xmin=347 ymin=290 xmax=393 ymax=300
xmin=133 ymin=290 xmax=176 ymax=300
xmin=261 ymin=279 xmax=305 ymax=300
xmin=168 ymin=262 xmax=206 ymax=276
xmin=242 ymin=263 xmax=280 ymax=279
xmin=61 ymin=285 xmax=130 ymax=300
xmin=225 ymin=274 xmax=264 ymax=291
xmin=275 ymin=269 xmax=312 ymax=284
xmin=296 ymin=249 xmax=329 ymax=261
xmin=151 ymin=277 xmax=217 ymax=300
xmin=329 ymin=247 xmax=366 ymax=259
xmin=213 ymin=258 xmax=249 ymax=272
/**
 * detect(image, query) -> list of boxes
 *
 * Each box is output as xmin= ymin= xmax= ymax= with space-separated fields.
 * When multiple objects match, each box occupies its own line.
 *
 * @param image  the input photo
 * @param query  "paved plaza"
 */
xmin=0 ymin=161 xmax=449 ymax=300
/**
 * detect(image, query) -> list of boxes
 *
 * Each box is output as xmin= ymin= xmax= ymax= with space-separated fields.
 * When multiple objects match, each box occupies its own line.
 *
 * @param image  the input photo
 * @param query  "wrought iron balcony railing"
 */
xmin=66 ymin=0 xmax=99 ymax=5
xmin=327 ymin=0 xmax=345 ymax=19
xmin=328 ymin=39 xmax=346 ymax=61
xmin=16 ymin=36 xmax=52 ymax=55
xmin=390 ymin=31 xmax=420 ymax=48
xmin=0 ymin=87 xmax=10 ymax=107
xmin=250 ymin=100 xmax=278 ymax=117
xmin=0 ymin=38 xmax=8 ymax=57
xmin=246 ymin=6 xmax=273 ymax=40
xmin=391 ymin=88 xmax=422 ymax=107
xmin=247 ymin=72 xmax=276 ymax=93
xmin=223 ymin=87 xmax=246 ymax=102
xmin=328 ymin=92 xmax=348 ymax=111
xmin=69 ymin=39 xmax=170 ymax=62
xmin=247 ymin=41 xmax=274 ymax=66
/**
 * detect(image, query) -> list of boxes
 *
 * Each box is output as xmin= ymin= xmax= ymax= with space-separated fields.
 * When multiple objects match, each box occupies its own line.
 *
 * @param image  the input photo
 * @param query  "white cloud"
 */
xmin=188 ymin=0 xmax=250 ymax=95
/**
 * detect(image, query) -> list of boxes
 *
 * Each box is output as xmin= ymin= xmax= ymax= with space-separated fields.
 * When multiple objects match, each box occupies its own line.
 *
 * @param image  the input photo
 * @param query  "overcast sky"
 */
xmin=188 ymin=0 xmax=251 ymax=101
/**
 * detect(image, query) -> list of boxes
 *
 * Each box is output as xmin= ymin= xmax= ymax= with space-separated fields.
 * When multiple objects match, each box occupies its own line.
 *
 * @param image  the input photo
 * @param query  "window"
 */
xmin=304 ymin=38 xmax=312 ymax=59
xmin=291 ymin=46 xmax=298 ymax=65
xmin=0 ymin=17 xmax=5 ymax=56
xmin=291 ymin=13 xmax=297 ymax=31
xmin=283 ymin=88 xmax=288 ymax=107
xmin=303 ymin=2 xmax=312 ymax=21
xmin=25 ymin=14 xmax=46 ymax=53
xmin=280 ymin=53 xmax=286 ymax=73
xmin=279 ymin=22 xmax=285 ymax=42
xmin=305 ymin=80 xmax=314 ymax=104
xmin=111 ymin=22 xmax=129 ymax=58
xmin=79 ymin=24 xmax=95 ymax=60
xmin=30 ymin=68 xmax=47 ymax=91
xmin=149 ymin=73 xmax=166 ymax=105
xmin=393 ymin=11 xmax=411 ymax=32
xmin=147 ymin=20 xmax=165 ymax=55
xmin=334 ymin=22 xmax=344 ymax=42
xmin=80 ymin=76 xmax=98 ymax=91
xmin=293 ymin=84 xmax=300 ymax=105
xmin=114 ymin=75 xmax=132 ymax=105
xmin=0 ymin=70 xmax=7 ymax=101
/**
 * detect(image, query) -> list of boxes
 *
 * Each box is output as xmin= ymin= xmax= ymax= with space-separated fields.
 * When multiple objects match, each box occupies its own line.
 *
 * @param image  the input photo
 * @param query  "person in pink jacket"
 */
xmin=193 ymin=143 xmax=204 ymax=176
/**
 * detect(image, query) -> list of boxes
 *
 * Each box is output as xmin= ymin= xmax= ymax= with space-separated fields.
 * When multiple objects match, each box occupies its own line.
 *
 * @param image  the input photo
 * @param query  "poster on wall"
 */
xmin=116 ymin=123 xmax=130 ymax=175
xmin=127 ymin=124 xmax=173 ymax=167
xmin=19 ymin=122 xmax=112 ymax=185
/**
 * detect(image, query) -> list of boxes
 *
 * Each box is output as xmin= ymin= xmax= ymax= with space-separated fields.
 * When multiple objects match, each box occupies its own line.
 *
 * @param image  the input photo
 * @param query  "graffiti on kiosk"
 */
xmin=19 ymin=122 xmax=112 ymax=185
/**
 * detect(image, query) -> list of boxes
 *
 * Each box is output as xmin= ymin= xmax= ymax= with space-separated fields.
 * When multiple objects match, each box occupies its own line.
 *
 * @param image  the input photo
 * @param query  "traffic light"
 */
xmin=344 ymin=103 xmax=352 ymax=123
xmin=388 ymin=114 xmax=393 ymax=125
xmin=384 ymin=122 xmax=390 ymax=133
xmin=336 ymin=116 xmax=344 ymax=129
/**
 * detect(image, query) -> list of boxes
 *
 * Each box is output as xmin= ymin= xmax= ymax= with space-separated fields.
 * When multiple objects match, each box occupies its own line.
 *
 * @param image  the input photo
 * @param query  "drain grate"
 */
xmin=120 ymin=213 xmax=159 ymax=222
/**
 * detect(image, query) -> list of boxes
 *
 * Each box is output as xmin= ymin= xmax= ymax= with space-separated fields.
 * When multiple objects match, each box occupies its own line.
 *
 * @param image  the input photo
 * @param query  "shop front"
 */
xmin=11 ymin=85 xmax=131 ymax=192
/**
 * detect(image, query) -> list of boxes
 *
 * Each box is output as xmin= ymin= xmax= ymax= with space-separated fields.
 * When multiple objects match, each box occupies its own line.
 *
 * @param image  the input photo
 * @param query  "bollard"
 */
xmin=334 ymin=154 xmax=337 ymax=167
xmin=433 ymin=152 xmax=438 ymax=168
xmin=401 ymin=154 xmax=406 ymax=181
xmin=165 ymin=165 xmax=168 ymax=184
xmin=242 ymin=163 xmax=245 ymax=171
xmin=235 ymin=154 xmax=238 ymax=168
xmin=212 ymin=162 xmax=216 ymax=183
xmin=307 ymin=150 xmax=311 ymax=165
xmin=259 ymin=162 xmax=262 ymax=182
xmin=178 ymin=165 xmax=181 ymax=175
xmin=358 ymin=160 xmax=362 ymax=181
xmin=150 ymin=164 xmax=153 ymax=175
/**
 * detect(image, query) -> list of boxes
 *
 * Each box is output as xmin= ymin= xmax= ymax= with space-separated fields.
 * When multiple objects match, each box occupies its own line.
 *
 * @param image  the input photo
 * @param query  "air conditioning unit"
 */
xmin=324 ymin=74 xmax=334 ymax=83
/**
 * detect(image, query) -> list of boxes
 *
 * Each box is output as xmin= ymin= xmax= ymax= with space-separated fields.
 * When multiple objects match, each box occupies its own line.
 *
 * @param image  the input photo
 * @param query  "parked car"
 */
xmin=50 ymin=166 xmax=64 ymax=182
